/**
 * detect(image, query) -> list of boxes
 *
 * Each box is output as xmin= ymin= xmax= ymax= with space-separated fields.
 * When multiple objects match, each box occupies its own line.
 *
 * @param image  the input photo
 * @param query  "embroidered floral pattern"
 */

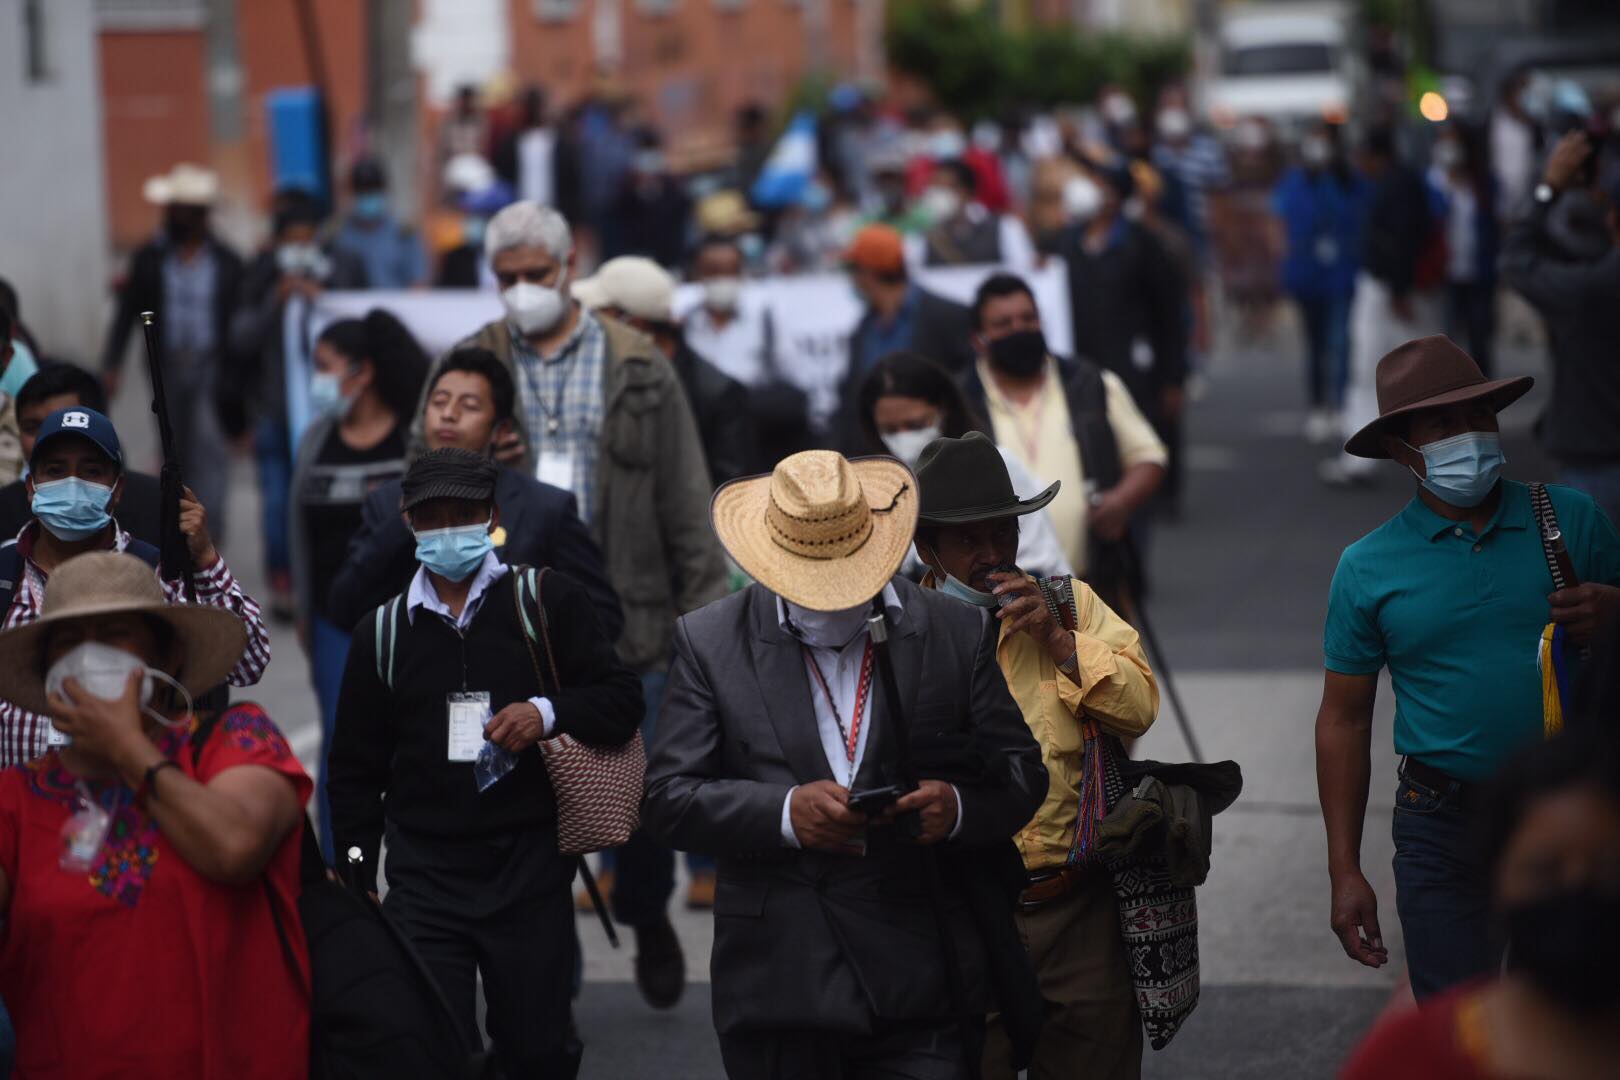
xmin=24 ymin=755 xmax=161 ymax=908
xmin=218 ymin=704 xmax=291 ymax=762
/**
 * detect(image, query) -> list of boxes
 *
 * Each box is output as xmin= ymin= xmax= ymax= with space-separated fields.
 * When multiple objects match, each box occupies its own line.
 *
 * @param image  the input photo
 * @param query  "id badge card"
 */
xmin=44 ymin=723 xmax=70 ymax=748
xmin=60 ymin=787 xmax=110 ymax=873
xmin=447 ymin=692 xmax=492 ymax=763
xmin=536 ymin=449 xmax=576 ymax=496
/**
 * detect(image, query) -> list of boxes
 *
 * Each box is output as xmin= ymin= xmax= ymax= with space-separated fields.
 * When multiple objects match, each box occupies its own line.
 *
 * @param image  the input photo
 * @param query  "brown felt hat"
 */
xmin=711 ymin=451 xmax=916 ymax=611
xmin=1343 ymin=335 xmax=1533 ymax=459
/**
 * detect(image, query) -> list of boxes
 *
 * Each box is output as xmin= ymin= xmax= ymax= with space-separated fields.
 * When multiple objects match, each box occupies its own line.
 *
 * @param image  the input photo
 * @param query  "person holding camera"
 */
xmin=911 ymin=432 xmax=1159 ymax=1080
xmin=643 ymin=448 xmax=1047 ymax=1079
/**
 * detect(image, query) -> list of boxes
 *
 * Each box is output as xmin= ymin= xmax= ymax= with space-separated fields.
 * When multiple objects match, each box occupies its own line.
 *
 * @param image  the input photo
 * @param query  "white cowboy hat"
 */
xmin=142 ymin=163 xmax=220 ymax=207
xmin=711 ymin=451 xmax=916 ymax=612
xmin=0 ymin=552 xmax=246 ymax=716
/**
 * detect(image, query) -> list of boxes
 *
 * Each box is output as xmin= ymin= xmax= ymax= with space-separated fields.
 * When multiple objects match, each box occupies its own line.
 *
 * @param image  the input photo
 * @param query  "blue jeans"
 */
xmin=1560 ymin=461 xmax=1620 ymax=537
xmin=255 ymin=417 xmax=293 ymax=579
xmin=607 ymin=670 xmax=676 ymax=927
xmin=310 ymin=613 xmax=351 ymax=860
xmin=1390 ymin=773 xmax=1501 ymax=999
xmin=1295 ymin=291 xmax=1351 ymax=409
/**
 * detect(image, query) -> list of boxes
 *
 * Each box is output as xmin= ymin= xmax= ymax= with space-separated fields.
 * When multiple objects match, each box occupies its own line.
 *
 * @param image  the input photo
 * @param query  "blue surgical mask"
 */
xmin=1407 ymin=431 xmax=1506 ymax=508
xmin=923 ymin=546 xmax=998 ymax=607
xmin=414 ymin=519 xmax=494 ymax=582
xmin=353 ymin=192 xmax=388 ymax=221
xmin=309 ymin=370 xmax=352 ymax=418
xmin=31 ymin=477 xmax=115 ymax=541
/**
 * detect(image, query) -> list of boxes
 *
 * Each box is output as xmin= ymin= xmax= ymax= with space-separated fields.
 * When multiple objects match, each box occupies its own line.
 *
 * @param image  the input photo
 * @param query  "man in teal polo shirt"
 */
xmin=1315 ymin=335 xmax=1620 ymax=1000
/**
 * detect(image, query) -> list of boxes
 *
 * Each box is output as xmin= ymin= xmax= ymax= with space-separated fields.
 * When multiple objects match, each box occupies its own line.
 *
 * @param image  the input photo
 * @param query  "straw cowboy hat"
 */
xmin=142 ymin=163 xmax=220 ymax=207
xmin=711 ymin=451 xmax=917 ymax=611
xmin=914 ymin=432 xmax=1060 ymax=526
xmin=0 ymin=552 xmax=246 ymax=716
xmin=1344 ymin=335 xmax=1533 ymax=459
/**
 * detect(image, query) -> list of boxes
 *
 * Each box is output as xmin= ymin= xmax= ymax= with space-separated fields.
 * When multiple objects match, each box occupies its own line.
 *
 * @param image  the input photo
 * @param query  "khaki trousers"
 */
xmin=983 ymin=868 xmax=1142 ymax=1080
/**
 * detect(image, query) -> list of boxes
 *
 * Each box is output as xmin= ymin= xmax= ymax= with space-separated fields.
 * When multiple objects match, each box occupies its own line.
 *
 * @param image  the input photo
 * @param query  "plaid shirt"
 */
xmin=0 ymin=521 xmax=272 ymax=767
xmin=509 ymin=311 xmax=607 ymax=524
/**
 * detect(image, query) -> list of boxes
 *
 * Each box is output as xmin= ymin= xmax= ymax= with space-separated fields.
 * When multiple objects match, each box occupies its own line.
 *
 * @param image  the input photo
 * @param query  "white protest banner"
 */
xmin=300 ymin=261 xmax=1071 ymax=436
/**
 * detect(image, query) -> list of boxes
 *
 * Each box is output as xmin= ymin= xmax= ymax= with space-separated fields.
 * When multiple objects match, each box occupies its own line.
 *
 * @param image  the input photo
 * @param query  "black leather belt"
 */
xmin=1400 ymin=757 xmax=1477 ymax=811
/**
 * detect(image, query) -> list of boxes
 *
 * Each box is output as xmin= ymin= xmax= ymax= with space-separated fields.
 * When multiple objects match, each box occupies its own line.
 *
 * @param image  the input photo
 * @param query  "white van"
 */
xmin=1205 ymin=2 xmax=1362 ymax=136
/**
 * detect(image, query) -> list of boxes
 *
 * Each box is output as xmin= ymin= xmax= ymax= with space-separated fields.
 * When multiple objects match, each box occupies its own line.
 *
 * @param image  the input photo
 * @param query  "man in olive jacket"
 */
xmin=412 ymin=200 xmax=728 ymax=1004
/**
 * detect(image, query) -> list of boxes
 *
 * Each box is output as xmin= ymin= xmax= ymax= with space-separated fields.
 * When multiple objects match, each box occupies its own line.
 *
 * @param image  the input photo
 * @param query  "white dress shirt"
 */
xmin=407 ymin=551 xmax=556 ymax=735
xmin=774 ymin=585 xmax=961 ymax=847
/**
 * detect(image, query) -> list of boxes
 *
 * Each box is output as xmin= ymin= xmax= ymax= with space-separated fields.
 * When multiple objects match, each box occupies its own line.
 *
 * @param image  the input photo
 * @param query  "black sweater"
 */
xmin=327 ymin=567 xmax=643 ymax=892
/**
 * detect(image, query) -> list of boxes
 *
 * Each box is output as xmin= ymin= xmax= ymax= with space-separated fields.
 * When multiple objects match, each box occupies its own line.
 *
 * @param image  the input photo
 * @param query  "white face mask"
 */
xmin=1301 ymin=136 xmax=1332 ymax=168
xmin=702 ymin=277 xmax=743 ymax=315
xmin=881 ymin=424 xmax=943 ymax=469
xmin=920 ymin=187 xmax=962 ymax=222
xmin=1063 ymin=176 xmax=1104 ymax=224
xmin=502 ymin=276 xmax=569 ymax=336
xmin=783 ymin=599 xmax=872 ymax=649
xmin=45 ymin=641 xmax=193 ymax=732
xmin=1157 ymin=108 xmax=1191 ymax=141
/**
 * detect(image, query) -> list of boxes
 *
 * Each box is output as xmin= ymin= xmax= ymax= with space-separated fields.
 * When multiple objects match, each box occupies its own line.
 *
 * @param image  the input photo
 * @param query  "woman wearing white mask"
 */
xmin=289 ymin=309 xmax=429 ymax=853
xmin=854 ymin=350 xmax=1071 ymax=580
xmin=0 ymin=551 xmax=310 ymax=1078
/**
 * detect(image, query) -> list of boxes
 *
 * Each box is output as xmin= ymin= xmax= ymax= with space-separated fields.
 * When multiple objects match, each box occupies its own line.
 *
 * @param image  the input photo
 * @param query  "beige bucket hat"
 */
xmin=0 ymin=552 xmax=246 ymax=716
xmin=711 ymin=451 xmax=917 ymax=612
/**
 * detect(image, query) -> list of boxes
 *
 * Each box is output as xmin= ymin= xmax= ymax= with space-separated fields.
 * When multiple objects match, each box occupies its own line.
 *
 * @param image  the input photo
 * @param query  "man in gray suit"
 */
xmin=644 ymin=449 xmax=1048 ymax=1079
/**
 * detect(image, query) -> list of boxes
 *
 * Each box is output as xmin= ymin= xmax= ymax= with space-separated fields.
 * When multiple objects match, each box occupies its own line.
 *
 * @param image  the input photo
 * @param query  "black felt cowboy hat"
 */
xmin=1344 ymin=335 xmax=1533 ymax=459
xmin=914 ymin=431 xmax=1059 ymax=526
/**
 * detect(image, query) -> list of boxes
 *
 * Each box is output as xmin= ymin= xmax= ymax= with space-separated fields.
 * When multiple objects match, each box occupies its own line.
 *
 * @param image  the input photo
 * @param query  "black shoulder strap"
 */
xmin=373 ymin=594 xmax=406 ymax=691
xmin=0 ymin=541 xmax=20 ymax=624
xmin=1529 ymin=483 xmax=1572 ymax=590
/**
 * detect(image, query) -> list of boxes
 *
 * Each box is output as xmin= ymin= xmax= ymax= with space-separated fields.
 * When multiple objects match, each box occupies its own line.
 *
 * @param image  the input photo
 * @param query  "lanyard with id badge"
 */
xmin=447 ymin=691 xmax=519 ymax=792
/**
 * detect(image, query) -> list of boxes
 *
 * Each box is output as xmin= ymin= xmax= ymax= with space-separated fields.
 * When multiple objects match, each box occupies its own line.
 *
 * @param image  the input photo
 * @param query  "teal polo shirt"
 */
xmin=1324 ymin=480 xmax=1620 ymax=783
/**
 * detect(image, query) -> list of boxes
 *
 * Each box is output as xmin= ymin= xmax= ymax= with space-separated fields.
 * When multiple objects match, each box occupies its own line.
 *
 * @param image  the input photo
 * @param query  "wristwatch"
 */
xmin=1056 ymin=647 xmax=1080 ymax=675
xmin=1534 ymin=182 xmax=1555 ymax=206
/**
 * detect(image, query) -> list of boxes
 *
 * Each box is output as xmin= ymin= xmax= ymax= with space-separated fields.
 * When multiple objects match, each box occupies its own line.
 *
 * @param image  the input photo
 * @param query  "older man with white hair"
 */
xmin=420 ymin=200 xmax=729 ymax=1008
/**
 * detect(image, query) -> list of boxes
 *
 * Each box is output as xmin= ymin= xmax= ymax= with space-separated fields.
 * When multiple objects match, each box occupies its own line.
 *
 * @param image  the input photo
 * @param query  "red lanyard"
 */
xmin=801 ymin=639 xmax=875 ymax=764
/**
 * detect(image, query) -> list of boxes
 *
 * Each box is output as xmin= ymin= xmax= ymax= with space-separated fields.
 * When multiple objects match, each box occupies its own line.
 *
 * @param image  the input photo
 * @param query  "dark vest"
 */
xmin=923 ymin=216 xmax=1003 ymax=266
xmin=961 ymin=356 xmax=1128 ymax=587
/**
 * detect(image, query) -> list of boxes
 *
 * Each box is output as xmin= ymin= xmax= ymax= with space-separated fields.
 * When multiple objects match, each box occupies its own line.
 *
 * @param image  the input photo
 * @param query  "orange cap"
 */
xmin=843 ymin=224 xmax=906 ymax=275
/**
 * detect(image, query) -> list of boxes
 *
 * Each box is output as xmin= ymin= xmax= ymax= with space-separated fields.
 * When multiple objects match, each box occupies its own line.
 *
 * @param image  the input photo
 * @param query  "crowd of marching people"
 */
xmin=0 ymin=64 xmax=1614 ymax=1080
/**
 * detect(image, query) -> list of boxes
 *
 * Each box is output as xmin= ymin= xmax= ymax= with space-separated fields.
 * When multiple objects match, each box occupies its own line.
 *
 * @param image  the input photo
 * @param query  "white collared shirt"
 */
xmin=406 ymin=551 xmax=556 ymax=735
xmin=773 ymin=584 xmax=960 ymax=847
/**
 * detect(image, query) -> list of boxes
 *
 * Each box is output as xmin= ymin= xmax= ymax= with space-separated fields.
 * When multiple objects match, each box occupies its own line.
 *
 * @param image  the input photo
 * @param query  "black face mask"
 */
xmin=987 ymin=329 xmax=1048 ymax=377
xmin=1505 ymin=888 xmax=1620 ymax=1013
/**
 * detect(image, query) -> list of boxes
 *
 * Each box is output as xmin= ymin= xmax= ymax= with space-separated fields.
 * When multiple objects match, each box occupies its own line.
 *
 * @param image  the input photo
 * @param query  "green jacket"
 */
xmin=416 ymin=312 xmax=728 ymax=672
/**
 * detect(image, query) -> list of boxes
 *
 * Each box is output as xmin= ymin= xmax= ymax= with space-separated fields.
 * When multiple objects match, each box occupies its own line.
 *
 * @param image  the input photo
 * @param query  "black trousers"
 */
xmin=719 ymin=1020 xmax=985 ymax=1080
xmin=384 ymin=823 xmax=579 ymax=1078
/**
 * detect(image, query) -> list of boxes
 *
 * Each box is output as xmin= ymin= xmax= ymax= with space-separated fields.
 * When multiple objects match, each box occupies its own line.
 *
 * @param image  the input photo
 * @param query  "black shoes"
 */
xmin=633 ymin=915 xmax=685 ymax=1010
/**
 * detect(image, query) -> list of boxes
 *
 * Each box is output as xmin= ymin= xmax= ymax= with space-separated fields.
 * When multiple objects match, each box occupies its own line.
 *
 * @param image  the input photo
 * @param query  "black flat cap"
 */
xmin=401 ymin=448 xmax=499 ymax=511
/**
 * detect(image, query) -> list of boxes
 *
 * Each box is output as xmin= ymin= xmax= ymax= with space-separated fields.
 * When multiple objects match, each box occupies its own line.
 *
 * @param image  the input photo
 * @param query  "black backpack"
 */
xmin=191 ymin=709 xmax=499 ymax=1080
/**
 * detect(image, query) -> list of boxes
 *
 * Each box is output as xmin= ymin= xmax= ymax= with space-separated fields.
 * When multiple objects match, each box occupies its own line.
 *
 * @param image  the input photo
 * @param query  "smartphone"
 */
xmin=847 ymin=782 xmax=911 ymax=817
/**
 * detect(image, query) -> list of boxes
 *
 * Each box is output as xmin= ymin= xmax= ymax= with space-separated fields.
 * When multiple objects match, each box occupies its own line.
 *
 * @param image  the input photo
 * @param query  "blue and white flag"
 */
xmin=749 ymin=111 xmax=818 ymax=209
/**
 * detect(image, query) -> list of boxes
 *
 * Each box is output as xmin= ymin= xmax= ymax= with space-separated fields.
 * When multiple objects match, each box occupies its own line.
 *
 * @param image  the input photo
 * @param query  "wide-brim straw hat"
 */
xmin=1344 ymin=335 xmax=1533 ymax=459
xmin=0 ymin=552 xmax=246 ymax=717
xmin=142 ymin=163 xmax=220 ymax=207
xmin=712 ymin=451 xmax=916 ymax=612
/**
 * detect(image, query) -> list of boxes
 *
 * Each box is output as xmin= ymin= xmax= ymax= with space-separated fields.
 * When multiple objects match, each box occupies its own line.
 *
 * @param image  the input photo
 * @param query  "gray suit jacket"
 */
xmin=643 ymin=576 xmax=1047 ymax=1035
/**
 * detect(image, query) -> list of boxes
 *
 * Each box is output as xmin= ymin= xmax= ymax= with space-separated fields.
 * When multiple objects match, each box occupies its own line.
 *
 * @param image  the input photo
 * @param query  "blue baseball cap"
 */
xmin=30 ymin=407 xmax=123 ymax=470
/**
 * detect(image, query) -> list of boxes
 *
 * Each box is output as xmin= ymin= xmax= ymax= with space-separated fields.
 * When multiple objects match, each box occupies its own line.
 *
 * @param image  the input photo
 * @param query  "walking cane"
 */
xmin=1111 ymin=540 xmax=1206 ymax=764
xmin=867 ymin=603 xmax=981 ymax=1080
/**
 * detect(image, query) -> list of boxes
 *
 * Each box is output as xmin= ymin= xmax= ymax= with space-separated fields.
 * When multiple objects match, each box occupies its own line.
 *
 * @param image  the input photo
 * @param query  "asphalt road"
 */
xmin=109 ymin=306 xmax=1553 ymax=1079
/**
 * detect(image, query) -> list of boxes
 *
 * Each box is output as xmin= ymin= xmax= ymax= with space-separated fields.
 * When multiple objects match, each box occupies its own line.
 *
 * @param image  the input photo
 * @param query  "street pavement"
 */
xmin=109 ymin=309 xmax=1552 ymax=1078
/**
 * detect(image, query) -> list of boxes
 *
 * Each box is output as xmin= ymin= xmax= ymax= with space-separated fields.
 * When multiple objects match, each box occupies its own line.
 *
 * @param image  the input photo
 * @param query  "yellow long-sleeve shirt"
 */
xmin=992 ymin=577 xmax=1159 ymax=871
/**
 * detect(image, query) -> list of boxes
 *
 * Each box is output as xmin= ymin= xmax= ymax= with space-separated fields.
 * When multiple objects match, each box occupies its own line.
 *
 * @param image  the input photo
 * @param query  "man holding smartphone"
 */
xmin=644 ymin=448 xmax=1047 ymax=1079
xmin=913 ymin=432 xmax=1160 ymax=1080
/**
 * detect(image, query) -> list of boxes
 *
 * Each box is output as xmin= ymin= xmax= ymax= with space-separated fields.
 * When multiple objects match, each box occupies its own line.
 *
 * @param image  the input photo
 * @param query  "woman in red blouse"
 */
xmin=1342 ymin=727 xmax=1620 ymax=1080
xmin=0 ymin=552 xmax=310 ymax=1079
